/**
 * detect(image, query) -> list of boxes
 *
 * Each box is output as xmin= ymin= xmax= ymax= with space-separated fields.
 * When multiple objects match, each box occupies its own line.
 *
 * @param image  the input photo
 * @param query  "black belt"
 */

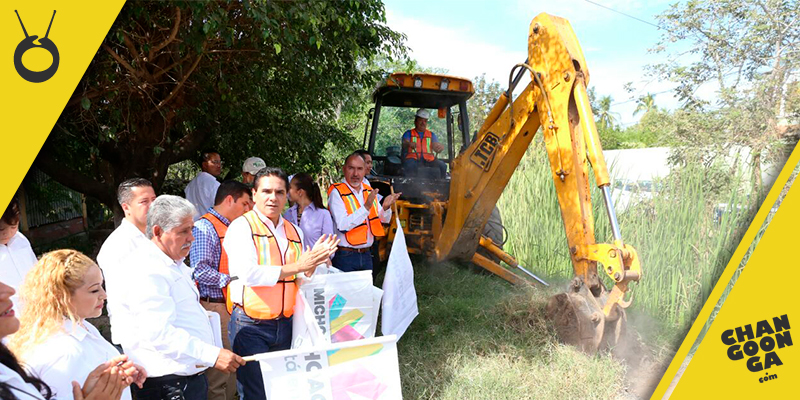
xmin=337 ymin=246 xmax=370 ymax=253
xmin=199 ymin=296 xmax=225 ymax=304
xmin=142 ymin=372 xmax=204 ymax=385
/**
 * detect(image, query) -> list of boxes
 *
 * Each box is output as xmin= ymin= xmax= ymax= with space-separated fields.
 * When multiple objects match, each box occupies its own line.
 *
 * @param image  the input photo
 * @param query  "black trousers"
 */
xmin=132 ymin=372 xmax=208 ymax=400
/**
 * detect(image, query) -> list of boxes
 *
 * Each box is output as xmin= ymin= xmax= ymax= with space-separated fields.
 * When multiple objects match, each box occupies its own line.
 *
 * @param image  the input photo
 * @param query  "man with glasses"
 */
xmin=186 ymin=150 xmax=223 ymax=220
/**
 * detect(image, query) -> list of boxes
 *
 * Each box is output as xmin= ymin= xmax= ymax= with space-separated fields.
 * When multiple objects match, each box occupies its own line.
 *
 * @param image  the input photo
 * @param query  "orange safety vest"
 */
xmin=405 ymin=129 xmax=436 ymax=162
xmin=199 ymin=212 xmax=231 ymax=304
xmin=327 ymin=182 xmax=386 ymax=246
xmin=230 ymin=210 xmax=303 ymax=320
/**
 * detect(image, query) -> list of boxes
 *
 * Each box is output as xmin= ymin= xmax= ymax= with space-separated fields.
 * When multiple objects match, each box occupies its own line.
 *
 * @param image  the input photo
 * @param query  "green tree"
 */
xmin=467 ymin=73 xmax=505 ymax=137
xmin=633 ymin=93 xmax=657 ymax=117
xmin=35 ymin=0 xmax=405 ymax=216
xmin=596 ymin=95 xmax=619 ymax=129
xmin=649 ymin=0 xmax=800 ymax=194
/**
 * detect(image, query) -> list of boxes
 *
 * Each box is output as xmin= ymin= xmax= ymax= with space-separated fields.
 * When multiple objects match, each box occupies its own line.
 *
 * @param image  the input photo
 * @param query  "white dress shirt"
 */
xmin=0 ymin=231 xmax=37 ymax=314
xmin=328 ymin=179 xmax=391 ymax=249
xmin=117 ymin=240 xmax=219 ymax=377
xmin=22 ymin=319 xmax=132 ymax=400
xmin=96 ymin=219 xmax=149 ymax=345
xmin=185 ymin=171 xmax=220 ymax=220
xmin=0 ymin=362 xmax=46 ymax=400
xmin=224 ymin=209 xmax=305 ymax=305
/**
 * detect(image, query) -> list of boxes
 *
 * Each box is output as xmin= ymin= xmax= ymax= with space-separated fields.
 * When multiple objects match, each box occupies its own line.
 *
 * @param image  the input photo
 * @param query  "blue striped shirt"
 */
xmin=189 ymin=208 xmax=231 ymax=299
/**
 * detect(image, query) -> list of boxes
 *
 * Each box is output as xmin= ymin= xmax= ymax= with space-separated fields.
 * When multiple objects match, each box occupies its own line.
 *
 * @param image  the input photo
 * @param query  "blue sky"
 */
xmin=382 ymin=0 xmax=699 ymax=127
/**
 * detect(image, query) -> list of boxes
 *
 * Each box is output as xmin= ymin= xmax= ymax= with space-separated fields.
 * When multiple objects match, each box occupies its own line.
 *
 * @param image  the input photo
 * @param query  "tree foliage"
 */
xmin=36 ymin=0 xmax=405 ymax=214
xmin=649 ymin=0 xmax=800 ymax=192
xmin=633 ymin=93 xmax=657 ymax=117
xmin=467 ymin=73 xmax=504 ymax=136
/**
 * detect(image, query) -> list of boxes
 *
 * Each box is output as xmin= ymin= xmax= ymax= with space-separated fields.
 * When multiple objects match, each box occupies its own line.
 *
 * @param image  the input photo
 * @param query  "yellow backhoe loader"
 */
xmin=363 ymin=13 xmax=641 ymax=353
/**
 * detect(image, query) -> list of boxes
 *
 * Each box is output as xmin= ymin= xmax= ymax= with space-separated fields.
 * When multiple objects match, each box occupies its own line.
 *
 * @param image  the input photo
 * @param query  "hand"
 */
xmin=382 ymin=192 xmax=402 ymax=211
xmin=403 ymin=140 xmax=414 ymax=153
xmin=214 ymin=348 xmax=245 ymax=373
xmin=74 ymin=364 xmax=127 ymax=400
xmin=431 ymin=142 xmax=445 ymax=153
xmin=365 ymin=189 xmax=378 ymax=210
xmin=298 ymin=234 xmax=340 ymax=274
xmin=82 ymin=356 xmax=131 ymax=394
xmin=130 ymin=364 xmax=147 ymax=389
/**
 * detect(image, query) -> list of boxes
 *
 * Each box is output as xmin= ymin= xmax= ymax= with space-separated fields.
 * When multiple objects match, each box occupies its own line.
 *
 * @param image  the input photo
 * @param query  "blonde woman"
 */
xmin=9 ymin=250 xmax=146 ymax=400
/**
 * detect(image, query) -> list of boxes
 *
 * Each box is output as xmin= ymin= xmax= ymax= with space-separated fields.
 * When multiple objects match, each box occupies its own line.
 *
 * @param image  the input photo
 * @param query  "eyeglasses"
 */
xmin=208 ymin=160 xmax=224 ymax=166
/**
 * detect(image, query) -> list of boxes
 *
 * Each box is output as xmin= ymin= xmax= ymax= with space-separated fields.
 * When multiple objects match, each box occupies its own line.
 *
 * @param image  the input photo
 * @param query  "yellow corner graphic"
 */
xmin=0 ymin=1 xmax=126 ymax=208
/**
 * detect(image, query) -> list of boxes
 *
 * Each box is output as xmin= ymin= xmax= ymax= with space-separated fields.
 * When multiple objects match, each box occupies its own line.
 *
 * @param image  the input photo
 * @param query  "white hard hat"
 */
xmin=415 ymin=108 xmax=430 ymax=119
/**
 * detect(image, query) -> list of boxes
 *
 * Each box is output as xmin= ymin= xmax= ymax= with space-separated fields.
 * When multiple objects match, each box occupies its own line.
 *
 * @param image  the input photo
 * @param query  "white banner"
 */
xmin=253 ymin=335 xmax=403 ymax=400
xmin=294 ymin=270 xmax=383 ymax=347
xmin=381 ymin=217 xmax=418 ymax=339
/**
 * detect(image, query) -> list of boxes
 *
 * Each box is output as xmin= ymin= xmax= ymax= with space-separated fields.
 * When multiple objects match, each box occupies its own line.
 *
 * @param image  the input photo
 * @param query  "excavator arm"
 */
xmin=433 ymin=13 xmax=642 ymax=353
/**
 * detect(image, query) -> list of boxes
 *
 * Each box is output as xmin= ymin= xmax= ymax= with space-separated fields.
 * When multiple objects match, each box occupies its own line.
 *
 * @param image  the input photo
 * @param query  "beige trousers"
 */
xmin=200 ymin=300 xmax=236 ymax=400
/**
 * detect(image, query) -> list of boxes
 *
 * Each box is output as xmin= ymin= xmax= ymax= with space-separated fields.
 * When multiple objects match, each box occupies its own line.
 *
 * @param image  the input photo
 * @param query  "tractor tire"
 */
xmin=477 ymin=206 xmax=505 ymax=263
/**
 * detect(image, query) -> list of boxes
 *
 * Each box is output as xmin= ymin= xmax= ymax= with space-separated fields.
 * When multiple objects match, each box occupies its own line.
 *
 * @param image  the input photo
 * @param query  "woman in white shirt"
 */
xmin=0 ymin=196 xmax=38 ymax=315
xmin=9 ymin=250 xmax=146 ymax=400
xmin=0 ymin=279 xmax=134 ymax=400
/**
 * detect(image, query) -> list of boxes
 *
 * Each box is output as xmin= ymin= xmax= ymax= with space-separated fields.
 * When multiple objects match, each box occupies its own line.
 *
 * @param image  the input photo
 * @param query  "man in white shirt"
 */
xmin=328 ymin=153 xmax=400 ymax=272
xmin=224 ymin=167 xmax=338 ymax=400
xmin=186 ymin=151 xmax=223 ymax=219
xmin=0 ymin=196 xmax=37 ymax=315
xmin=119 ymin=195 xmax=244 ymax=400
xmin=96 ymin=178 xmax=156 ymax=346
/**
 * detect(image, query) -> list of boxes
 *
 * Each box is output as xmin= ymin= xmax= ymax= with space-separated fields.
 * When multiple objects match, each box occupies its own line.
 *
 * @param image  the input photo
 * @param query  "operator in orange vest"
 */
xmin=402 ymin=108 xmax=447 ymax=177
xmin=328 ymin=152 xmax=401 ymax=272
xmin=223 ymin=167 xmax=339 ymax=400
xmin=189 ymin=180 xmax=252 ymax=400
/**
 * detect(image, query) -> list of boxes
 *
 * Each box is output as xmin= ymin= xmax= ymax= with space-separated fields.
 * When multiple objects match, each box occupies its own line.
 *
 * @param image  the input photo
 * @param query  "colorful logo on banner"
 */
xmin=330 ymin=293 xmax=367 ymax=342
xmin=260 ymin=337 xmax=401 ymax=400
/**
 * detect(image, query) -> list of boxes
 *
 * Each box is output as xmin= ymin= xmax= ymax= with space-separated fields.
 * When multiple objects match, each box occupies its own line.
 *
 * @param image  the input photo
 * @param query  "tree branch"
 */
xmin=151 ymin=54 xmax=193 ymax=80
xmin=149 ymin=7 xmax=181 ymax=60
xmin=34 ymin=142 xmax=113 ymax=204
xmin=157 ymin=49 xmax=205 ymax=109
xmin=67 ymin=84 xmax=125 ymax=107
xmin=103 ymin=44 xmax=140 ymax=80
xmin=173 ymin=129 xmax=209 ymax=161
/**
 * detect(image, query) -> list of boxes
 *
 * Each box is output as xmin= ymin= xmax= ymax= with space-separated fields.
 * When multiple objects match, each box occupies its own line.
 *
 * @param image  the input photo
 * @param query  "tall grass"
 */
xmin=498 ymin=140 xmax=755 ymax=331
xmin=394 ymin=262 xmax=626 ymax=399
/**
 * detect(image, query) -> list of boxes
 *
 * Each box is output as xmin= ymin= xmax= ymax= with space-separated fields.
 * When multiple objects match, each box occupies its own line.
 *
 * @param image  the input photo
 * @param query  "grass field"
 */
xmin=391 ymin=261 xmax=628 ymax=399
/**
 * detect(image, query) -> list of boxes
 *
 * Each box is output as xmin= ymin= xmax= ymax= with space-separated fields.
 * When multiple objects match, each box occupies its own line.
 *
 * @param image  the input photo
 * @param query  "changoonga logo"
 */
xmin=13 ymin=10 xmax=60 ymax=83
xmin=721 ymin=314 xmax=793 ymax=383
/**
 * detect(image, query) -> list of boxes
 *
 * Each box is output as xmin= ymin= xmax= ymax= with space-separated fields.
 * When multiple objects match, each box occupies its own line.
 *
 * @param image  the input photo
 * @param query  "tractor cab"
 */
xmin=364 ymin=73 xmax=474 ymax=202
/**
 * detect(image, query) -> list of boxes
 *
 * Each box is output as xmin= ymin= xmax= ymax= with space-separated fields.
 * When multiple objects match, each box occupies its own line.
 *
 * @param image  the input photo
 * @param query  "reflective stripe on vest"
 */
xmin=199 ymin=213 xmax=232 ymax=311
xmin=327 ymin=182 xmax=386 ymax=246
xmin=406 ymin=129 xmax=435 ymax=162
xmin=235 ymin=211 xmax=302 ymax=320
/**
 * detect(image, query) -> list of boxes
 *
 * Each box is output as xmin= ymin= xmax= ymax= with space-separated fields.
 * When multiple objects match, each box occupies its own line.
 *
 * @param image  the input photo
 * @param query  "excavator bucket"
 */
xmin=545 ymin=277 xmax=626 ymax=354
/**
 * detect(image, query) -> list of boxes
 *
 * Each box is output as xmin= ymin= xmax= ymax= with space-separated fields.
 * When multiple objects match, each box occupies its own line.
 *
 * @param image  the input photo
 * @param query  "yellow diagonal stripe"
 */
xmin=328 ymin=344 xmax=383 ymax=366
xmin=331 ymin=309 xmax=365 ymax=334
xmin=0 ymin=1 xmax=126 ymax=208
xmin=652 ymin=143 xmax=800 ymax=398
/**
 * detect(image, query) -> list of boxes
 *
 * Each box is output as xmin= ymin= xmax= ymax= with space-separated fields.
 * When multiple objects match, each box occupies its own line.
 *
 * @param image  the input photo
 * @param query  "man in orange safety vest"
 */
xmin=328 ymin=152 xmax=401 ymax=272
xmin=401 ymin=108 xmax=447 ymax=177
xmin=223 ymin=167 xmax=339 ymax=399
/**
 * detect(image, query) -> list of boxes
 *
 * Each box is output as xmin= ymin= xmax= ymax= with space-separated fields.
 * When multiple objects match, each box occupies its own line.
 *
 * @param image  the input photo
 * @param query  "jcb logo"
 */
xmin=470 ymin=132 xmax=500 ymax=171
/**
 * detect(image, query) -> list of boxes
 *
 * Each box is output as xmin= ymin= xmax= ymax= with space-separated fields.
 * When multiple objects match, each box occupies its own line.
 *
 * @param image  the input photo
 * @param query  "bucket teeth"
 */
xmin=545 ymin=277 xmax=627 ymax=354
